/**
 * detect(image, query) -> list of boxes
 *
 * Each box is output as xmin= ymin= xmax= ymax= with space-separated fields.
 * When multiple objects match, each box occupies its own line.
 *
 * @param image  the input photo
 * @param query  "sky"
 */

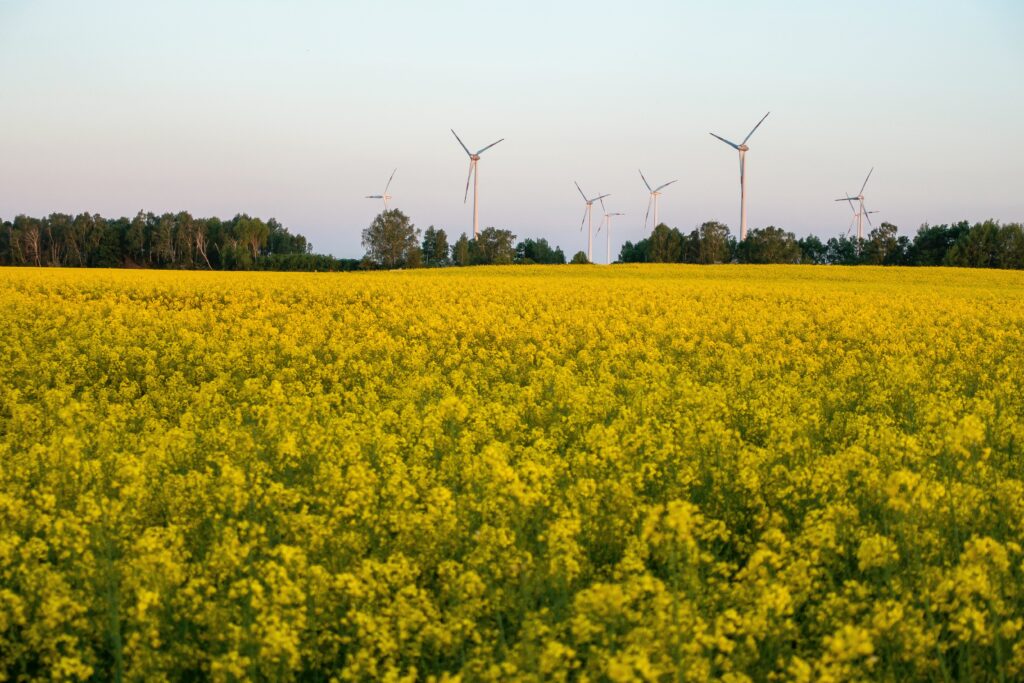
xmin=1 ymin=0 xmax=1022 ymax=260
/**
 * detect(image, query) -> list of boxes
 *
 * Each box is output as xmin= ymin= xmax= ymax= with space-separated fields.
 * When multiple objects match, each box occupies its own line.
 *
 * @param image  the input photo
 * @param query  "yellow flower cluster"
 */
xmin=1 ymin=264 xmax=1023 ymax=680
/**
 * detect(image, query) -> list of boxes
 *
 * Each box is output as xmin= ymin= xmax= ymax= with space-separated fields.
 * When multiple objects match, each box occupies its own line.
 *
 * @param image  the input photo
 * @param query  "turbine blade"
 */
xmin=860 ymin=167 xmax=874 ymax=195
xmin=575 ymin=181 xmax=588 ymax=202
xmin=644 ymin=196 xmax=652 ymax=230
xmin=366 ymin=195 xmax=382 ymax=199
xmin=654 ymin=179 xmax=678 ymax=192
xmin=862 ymin=202 xmax=874 ymax=226
xmin=451 ymin=129 xmax=471 ymax=156
xmin=710 ymin=132 xmax=740 ymax=149
xmin=384 ymin=168 xmax=397 ymax=194
xmin=638 ymin=169 xmax=653 ymax=192
xmin=580 ymin=206 xmax=588 ymax=231
xmin=741 ymin=111 xmax=770 ymax=145
xmin=599 ymin=196 xmax=607 ymax=213
xmin=595 ymin=193 xmax=611 ymax=201
xmin=464 ymin=161 xmax=474 ymax=203
xmin=476 ymin=138 xmax=504 ymax=155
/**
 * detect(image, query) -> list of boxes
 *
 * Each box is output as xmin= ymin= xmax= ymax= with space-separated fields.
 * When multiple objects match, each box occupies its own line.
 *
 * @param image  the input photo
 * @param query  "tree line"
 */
xmin=618 ymin=219 xmax=1024 ymax=268
xmin=3 ymin=208 xmax=1022 ymax=271
xmin=0 ymin=211 xmax=361 ymax=271
xmin=361 ymin=209 xmax=570 ymax=268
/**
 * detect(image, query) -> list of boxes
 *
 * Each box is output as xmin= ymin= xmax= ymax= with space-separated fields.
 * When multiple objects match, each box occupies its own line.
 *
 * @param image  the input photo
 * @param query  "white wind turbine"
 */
xmin=575 ymin=182 xmax=610 ymax=263
xmin=595 ymin=196 xmax=624 ymax=265
xmin=639 ymin=170 xmax=677 ymax=231
xmin=710 ymin=111 xmax=770 ymax=241
xmin=835 ymin=167 xmax=877 ymax=244
xmin=365 ymin=168 xmax=397 ymax=212
xmin=451 ymin=129 xmax=504 ymax=238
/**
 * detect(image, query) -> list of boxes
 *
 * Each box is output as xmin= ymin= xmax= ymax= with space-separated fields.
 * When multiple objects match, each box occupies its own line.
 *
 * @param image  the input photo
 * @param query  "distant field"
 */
xmin=2 ymin=265 xmax=1023 ymax=680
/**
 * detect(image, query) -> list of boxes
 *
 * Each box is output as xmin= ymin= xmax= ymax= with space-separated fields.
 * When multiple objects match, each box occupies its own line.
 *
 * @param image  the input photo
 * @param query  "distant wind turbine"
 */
xmin=451 ymin=129 xmax=504 ymax=238
xmin=835 ymin=167 xmax=877 ymax=245
xmin=576 ymin=182 xmax=610 ymax=263
xmin=710 ymin=111 xmax=770 ymax=241
xmin=639 ymin=170 xmax=677 ymax=231
xmin=596 ymin=196 xmax=624 ymax=265
xmin=365 ymin=168 xmax=397 ymax=212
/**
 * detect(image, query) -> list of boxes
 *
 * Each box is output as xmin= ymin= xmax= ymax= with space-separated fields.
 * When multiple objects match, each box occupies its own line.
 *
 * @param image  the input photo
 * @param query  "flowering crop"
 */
xmin=1 ymin=264 xmax=1023 ymax=681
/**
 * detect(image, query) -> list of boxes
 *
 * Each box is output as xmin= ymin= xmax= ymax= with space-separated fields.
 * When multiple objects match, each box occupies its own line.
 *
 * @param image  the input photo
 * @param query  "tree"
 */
xmin=996 ymin=223 xmax=1024 ymax=269
xmin=14 ymin=215 xmax=43 ymax=266
xmin=471 ymin=227 xmax=517 ymax=265
xmin=860 ymin=222 xmax=902 ymax=265
xmin=265 ymin=218 xmax=309 ymax=257
xmin=798 ymin=235 xmax=827 ymax=264
xmin=421 ymin=226 xmax=450 ymax=267
xmin=125 ymin=211 xmax=149 ymax=265
xmin=906 ymin=222 xmax=970 ymax=266
xmin=945 ymin=220 xmax=1005 ymax=269
xmin=648 ymin=224 xmax=685 ymax=263
xmin=233 ymin=214 xmax=269 ymax=263
xmin=688 ymin=221 xmax=732 ymax=264
xmin=618 ymin=238 xmax=650 ymax=263
xmin=737 ymin=226 xmax=801 ymax=264
xmin=361 ymin=209 xmax=421 ymax=269
xmin=570 ymin=250 xmax=590 ymax=264
xmin=825 ymin=235 xmax=861 ymax=265
xmin=516 ymin=238 xmax=565 ymax=264
xmin=451 ymin=233 xmax=471 ymax=266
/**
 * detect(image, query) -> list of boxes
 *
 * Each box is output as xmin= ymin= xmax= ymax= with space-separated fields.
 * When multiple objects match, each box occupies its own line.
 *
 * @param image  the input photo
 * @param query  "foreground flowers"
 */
xmin=1 ymin=265 xmax=1023 ymax=680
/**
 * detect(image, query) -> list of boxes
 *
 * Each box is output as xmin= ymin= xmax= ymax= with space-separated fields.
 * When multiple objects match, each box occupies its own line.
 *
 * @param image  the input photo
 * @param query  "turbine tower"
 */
xmin=639 ymin=170 xmax=677 ymax=231
xmin=710 ymin=111 xmax=770 ymax=241
xmin=596 ymin=196 xmax=624 ymax=265
xmin=451 ymin=129 xmax=504 ymax=238
xmin=575 ymin=182 xmax=610 ymax=263
xmin=835 ymin=168 xmax=877 ymax=244
xmin=365 ymin=168 xmax=397 ymax=212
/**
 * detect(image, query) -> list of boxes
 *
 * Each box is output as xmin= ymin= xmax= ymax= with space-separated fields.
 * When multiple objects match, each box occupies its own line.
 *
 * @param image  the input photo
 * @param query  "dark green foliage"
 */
xmin=861 ymin=222 xmax=902 ymax=265
xmin=618 ymin=238 xmax=651 ymax=263
xmin=516 ymin=238 xmax=566 ymax=264
xmin=735 ymin=226 xmax=801 ymax=264
xmin=798 ymin=235 xmax=828 ymax=265
xmin=451 ymin=233 xmax=471 ymax=266
xmin=469 ymin=227 xmax=517 ymax=265
xmin=361 ymin=209 xmax=422 ymax=269
xmin=569 ymin=250 xmax=590 ymax=264
xmin=421 ymin=227 xmax=451 ymax=267
xmin=647 ymin=224 xmax=686 ymax=263
xmin=0 ymin=211 xmax=328 ymax=271
xmin=687 ymin=221 xmax=733 ymax=264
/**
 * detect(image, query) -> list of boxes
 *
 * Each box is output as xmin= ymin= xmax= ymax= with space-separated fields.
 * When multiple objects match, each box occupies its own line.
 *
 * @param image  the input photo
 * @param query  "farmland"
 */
xmin=1 ymin=265 xmax=1023 ymax=681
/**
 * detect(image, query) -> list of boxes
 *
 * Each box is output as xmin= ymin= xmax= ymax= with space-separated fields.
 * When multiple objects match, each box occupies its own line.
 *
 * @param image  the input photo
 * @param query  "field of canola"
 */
xmin=2 ymin=264 xmax=1024 ymax=681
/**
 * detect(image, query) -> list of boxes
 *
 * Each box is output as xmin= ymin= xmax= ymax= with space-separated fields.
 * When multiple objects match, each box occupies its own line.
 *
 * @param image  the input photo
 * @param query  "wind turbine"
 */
xmin=451 ymin=129 xmax=504 ymax=238
xmin=596 ymin=196 xmax=624 ymax=265
xmin=638 ymin=170 xmax=677 ymax=231
xmin=710 ymin=111 xmax=770 ymax=241
xmin=365 ymin=168 xmax=397 ymax=212
xmin=575 ymin=182 xmax=610 ymax=263
xmin=835 ymin=168 xmax=877 ymax=245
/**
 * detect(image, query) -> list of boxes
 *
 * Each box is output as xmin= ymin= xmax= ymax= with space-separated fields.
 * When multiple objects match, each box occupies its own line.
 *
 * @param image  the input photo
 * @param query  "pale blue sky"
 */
xmin=1 ymin=0 xmax=1022 ymax=259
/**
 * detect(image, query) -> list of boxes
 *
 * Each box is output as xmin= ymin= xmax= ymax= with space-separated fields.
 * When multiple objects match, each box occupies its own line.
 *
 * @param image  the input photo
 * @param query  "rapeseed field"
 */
xmin=1 ymin=265 xmax=1023 ymax=681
